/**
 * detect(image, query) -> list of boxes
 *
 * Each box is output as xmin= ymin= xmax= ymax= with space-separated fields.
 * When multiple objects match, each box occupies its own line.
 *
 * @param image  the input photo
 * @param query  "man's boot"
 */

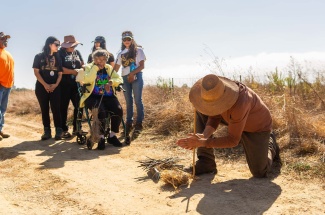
xmin=41 ymin=127 xmax=52 ymax=140
xmin=269 ymin=133 xmax=282 ymax=166
xmin=55 ymin=127 xmax=63 ymax=140
xmin=191 ymin=156 xmax=217 ymax=175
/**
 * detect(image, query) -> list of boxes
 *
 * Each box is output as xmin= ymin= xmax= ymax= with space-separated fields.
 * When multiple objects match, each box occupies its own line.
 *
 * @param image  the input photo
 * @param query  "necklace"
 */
xmin=66 ymin=50 xmax=77 ymax=68
xmin=46 ymin=55 xmax=55 ymax=76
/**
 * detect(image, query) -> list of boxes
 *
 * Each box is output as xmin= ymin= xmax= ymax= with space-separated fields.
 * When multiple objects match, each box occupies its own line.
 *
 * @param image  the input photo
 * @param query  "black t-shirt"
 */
xmin=32 ymin=53 xmax=63 ymax=84
xmin=87 ymin=52 xmax=115 ymax=65
xmin=59 ymin=49 xmax=84 ymax=69
xmin=59 ymin=49 xmax=84 ymax=81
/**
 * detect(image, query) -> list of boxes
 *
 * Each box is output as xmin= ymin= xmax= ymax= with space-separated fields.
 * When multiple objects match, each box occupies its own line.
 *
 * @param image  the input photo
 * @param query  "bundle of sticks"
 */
xmin=138 ymin=157 xmax=184 ymax=172
xmin=138 ymin=157 xmax=191 ymax=189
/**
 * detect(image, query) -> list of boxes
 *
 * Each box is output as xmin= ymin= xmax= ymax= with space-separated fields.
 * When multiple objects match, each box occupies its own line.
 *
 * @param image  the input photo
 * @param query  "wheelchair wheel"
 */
xmin=76 ymin=134 xmax=87 ymax=145
xmin=86 ymin=139 xmax=93 ymax=150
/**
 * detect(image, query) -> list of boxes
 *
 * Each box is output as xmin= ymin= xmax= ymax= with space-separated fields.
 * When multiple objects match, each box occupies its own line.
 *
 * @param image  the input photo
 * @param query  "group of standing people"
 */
xmin=1 ymin=30 xmax=281 ymax=178
xmin=32 ymin=31 xmax=146 ymax=148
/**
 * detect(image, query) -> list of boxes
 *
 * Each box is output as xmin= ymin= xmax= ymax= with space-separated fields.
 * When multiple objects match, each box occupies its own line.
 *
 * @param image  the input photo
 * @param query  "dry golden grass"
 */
xmin=7 ymin=82 xmax=325 ymax=180
xmin=7 ymin=90 xmax=40 ymax=115
xmin=160 ymin=169 xmax=191 ymax=189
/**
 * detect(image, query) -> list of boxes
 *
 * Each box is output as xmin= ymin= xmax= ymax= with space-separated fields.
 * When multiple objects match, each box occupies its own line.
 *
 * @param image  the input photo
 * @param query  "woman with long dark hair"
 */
xmin=33 ymin=36 xmax=63 ymax=140
xmin=113 ymin=31 xmax=146 ymax=142
xmin=58 ymin=35 xmax=84 ymax=138
xmin=87 ymin=36 xmax=115 ymax=67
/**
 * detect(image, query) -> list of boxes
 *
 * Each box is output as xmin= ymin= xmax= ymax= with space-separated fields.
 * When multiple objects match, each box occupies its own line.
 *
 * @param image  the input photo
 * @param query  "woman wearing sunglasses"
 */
xmin=58 ymin=35 xmax=84 ymax=138
xmin=87 ymin=36 xmax=115 ymax=67
xmin=113 ymin=31 xmax=146 ymax=142
xmin=33 ymin=36 xmax=63 ymax=140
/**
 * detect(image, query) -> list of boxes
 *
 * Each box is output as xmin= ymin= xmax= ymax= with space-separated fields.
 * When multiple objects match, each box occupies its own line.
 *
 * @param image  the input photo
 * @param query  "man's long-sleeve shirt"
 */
xmin=206 ymin=83 xmax=272 ymax=148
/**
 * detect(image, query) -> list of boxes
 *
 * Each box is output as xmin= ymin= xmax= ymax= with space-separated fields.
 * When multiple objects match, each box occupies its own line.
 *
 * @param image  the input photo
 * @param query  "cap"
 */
xmin=92 ymin=36 xmax=106 ymax=43
xmin=122 ymin=32 xmax=133 ymax=39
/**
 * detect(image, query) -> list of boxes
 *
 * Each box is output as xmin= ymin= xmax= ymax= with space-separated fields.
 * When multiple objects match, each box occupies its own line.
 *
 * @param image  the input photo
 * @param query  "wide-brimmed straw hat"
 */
xmin=189 ymin=74 xmax=239 ymax=116
xmin=61 ymin=35 xmax=82 ymax=48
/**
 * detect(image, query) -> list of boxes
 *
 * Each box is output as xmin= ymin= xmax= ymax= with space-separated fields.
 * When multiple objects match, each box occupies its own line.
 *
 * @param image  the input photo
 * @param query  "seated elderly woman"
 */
xmin=76 ymin=49 xmax=123 ymax=149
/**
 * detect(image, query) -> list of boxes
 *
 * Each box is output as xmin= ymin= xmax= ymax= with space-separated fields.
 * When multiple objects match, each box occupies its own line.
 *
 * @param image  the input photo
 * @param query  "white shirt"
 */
xmin=116 ymin=47 xmax=146 ymax=76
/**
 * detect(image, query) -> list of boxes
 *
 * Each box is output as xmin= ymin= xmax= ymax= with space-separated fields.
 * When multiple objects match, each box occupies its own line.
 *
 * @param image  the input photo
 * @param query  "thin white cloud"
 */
xmin=145 ymin=52 xmax=325 ymax=86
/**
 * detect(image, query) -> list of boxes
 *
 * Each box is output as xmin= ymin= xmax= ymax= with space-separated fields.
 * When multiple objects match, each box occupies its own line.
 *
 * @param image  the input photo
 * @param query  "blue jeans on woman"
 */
xmin=122 ymin=72 xmax=144 ymax=125
xmin=0 ymin=85 xmax=12 ymax=132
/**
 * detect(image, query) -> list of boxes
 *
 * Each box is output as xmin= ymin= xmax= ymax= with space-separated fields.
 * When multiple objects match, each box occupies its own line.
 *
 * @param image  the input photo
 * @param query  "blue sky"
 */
xmin=2 ymin=0 xmax=325 ymax=88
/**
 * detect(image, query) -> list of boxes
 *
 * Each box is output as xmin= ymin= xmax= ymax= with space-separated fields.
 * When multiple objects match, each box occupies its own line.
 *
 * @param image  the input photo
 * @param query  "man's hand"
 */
xmin=188 ymin=133 xmax=204 ymax=139
xmin=176 ymin=134 xmax=205 ymax=150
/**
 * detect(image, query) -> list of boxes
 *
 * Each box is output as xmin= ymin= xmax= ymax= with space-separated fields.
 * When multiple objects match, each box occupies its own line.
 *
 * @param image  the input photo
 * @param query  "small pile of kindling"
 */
xmin=160 ymin=169 xmax=191 ymax=189
xmin=138 ymin=157 xmax=192 ymax=189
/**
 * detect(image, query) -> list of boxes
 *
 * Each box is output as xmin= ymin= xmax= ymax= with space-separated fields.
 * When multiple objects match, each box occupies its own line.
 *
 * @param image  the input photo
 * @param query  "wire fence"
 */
xmin=143 ymin=70 xmax=325 ymax=88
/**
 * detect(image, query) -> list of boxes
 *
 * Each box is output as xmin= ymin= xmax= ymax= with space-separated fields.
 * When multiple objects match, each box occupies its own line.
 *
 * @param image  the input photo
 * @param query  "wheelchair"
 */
xmin=75 ymin=83 xmax=129 ymax=149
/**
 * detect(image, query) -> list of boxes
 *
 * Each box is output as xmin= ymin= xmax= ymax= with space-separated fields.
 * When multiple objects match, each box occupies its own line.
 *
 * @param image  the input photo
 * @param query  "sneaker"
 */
xmin=97 ymin=138 xmax=106 ymax=150
xmin=107 ymin=135 xmax=123 ymax=147
xmin=41 ymin=127 xmax=52 ymax=140
xmin=0 ymin=131 xmax=10 ymax=138
xmin=62 ymin=131 xmax=72 ymax=138
xmin=131 ymin=123 xmax=143 ymax=140
xmin=186 ymin=157 xmax=217 ymax=176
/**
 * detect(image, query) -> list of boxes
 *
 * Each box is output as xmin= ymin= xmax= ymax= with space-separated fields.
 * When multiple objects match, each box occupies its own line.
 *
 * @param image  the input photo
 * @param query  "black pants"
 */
xmin=35 ymin=81 xmax=61 ymax=128
xmin=60 ymin=78 xmax=80 ymax=131
xmin=85 ymin=95 xmax=123 ymax=134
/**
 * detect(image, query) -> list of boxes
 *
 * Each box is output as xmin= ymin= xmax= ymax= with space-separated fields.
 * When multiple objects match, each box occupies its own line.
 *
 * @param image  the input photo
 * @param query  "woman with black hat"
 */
xmin=58 ymin=35 xmax=84 ymax=138
xmin=87 ymin=36 xmax=115 ymax=67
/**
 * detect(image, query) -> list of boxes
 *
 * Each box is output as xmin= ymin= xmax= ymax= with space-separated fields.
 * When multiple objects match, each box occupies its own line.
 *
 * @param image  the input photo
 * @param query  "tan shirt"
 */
xmin=206 ymin=83 xmax=272 ymax=148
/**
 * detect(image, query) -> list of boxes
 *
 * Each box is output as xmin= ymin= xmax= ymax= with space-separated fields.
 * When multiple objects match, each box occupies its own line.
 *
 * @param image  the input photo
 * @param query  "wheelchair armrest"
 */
xmin=81 ymin=83 xmax=91 ymax=93
xmin=115 ymin=84 xmax=126 ymax=92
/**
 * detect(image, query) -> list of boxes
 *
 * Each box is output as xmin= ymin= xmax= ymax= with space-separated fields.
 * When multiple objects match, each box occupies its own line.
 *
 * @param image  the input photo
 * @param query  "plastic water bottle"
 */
xmin=130 ymin=62 xmax=137 ymax=80
xmin=130 ymin=62 xmax=136 ymax=72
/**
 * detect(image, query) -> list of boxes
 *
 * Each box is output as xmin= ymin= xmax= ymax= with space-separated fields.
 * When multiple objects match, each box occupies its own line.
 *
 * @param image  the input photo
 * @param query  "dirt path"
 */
xmin=0 ymin=115 xmax=324 ymax=215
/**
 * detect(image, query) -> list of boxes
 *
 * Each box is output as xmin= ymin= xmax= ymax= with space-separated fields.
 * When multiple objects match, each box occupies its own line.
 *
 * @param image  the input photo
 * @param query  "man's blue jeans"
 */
xmin=0 ymin=85 xmax=12 ymax=132
xmin=122 ymin=72 xmax=144 ymax=125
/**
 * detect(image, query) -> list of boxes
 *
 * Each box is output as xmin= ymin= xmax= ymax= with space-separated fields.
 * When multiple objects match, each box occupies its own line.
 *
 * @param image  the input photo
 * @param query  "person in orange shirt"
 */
xmin=0 ymin=32 xmax=14 ymax=141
